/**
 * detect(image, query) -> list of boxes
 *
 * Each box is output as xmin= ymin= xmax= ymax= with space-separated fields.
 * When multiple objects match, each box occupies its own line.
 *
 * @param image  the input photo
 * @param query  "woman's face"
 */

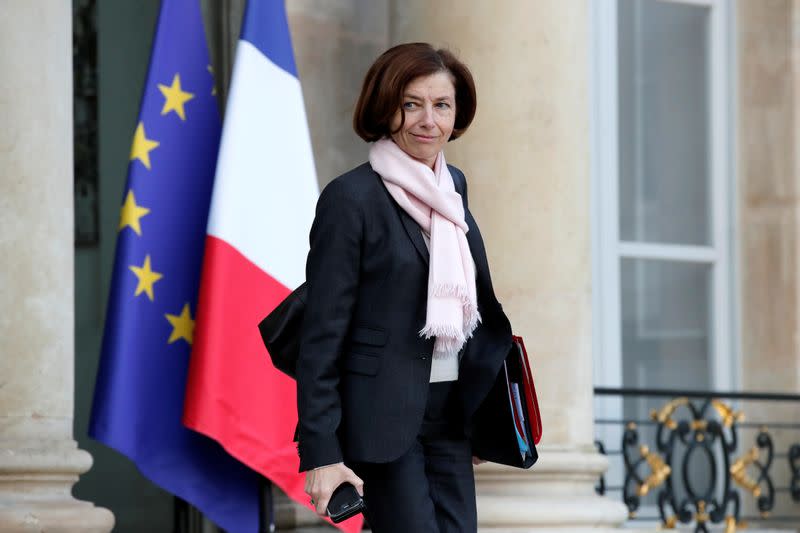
xmin=389 ymin=71 xmax=456 ymax=168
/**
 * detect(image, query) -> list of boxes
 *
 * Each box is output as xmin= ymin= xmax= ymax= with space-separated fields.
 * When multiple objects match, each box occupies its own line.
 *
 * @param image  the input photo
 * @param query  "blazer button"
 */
xmin=419 ymin=355 xmax=428 ymax=360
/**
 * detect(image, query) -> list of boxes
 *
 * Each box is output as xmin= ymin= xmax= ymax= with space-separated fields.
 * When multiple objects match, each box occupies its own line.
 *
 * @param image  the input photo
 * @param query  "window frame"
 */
xmin=590 ymin=0 xmax=738 ymax=394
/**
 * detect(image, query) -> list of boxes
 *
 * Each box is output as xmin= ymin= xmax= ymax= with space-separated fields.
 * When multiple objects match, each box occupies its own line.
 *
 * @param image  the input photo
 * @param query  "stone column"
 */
xmin=391 ymin=1 xmax=627 ymax=529
xmin=0 ymin=3 xmax=114 ymax=532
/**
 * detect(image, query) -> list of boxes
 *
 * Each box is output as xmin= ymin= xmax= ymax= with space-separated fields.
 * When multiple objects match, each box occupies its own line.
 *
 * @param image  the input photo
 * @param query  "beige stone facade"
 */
xmin=738 ymin=0 xmax=800 ymax=393
xmin=1 ymin=0 xmax=799 ymax=531
xmin=737 ymin=0 xmax=800 ymax=525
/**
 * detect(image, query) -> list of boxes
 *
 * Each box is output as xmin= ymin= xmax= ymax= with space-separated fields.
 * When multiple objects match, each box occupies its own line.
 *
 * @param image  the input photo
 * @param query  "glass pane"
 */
xmin=620 ymin=258 xmax=714 ymax=510
xmin=618 ymin=0 xmax=711 ymax=245
xmin=621 ymin=258 xmax=711 ymax=401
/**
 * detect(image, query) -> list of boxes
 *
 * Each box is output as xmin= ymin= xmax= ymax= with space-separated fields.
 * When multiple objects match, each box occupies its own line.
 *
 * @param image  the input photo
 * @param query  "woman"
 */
xmin=297 ymin=42 xmax=513 ymax=533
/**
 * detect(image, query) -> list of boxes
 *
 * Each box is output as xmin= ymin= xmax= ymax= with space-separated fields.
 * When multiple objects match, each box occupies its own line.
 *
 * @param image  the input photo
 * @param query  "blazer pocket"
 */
xmin=343 ymin=352 xmax=381 ymax=376
xmin=350 ymin=325 xmax=388 ymax=347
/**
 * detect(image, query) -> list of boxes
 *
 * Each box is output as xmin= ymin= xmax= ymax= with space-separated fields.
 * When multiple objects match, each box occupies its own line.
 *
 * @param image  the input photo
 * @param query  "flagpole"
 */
xmin=258 ymin=476 xmax=275 ymax=533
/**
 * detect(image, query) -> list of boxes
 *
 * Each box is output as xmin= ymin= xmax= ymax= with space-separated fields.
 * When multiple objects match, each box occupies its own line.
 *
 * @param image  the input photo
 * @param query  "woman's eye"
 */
xmin=403 ymin=102 xmax=416 ymax=109
xmin=435 ymin=102 xmax=451 ymax=109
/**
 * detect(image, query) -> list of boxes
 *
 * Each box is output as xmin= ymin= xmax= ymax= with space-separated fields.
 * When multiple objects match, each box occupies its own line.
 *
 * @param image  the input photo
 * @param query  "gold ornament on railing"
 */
xmin=637 ymin=444 xmax=671 ymax=497
xmin=730 ymin=445 xmax=762 ymax=498
xmin=695 ymin=500 xmax=709 ymax=524
xmin=712 ymin=400 xmax=744 ymax=428
xmin=724 ymin=515 xmax=747 ymax=533
xmin=649 ymin=397 xmax=689 ymax=430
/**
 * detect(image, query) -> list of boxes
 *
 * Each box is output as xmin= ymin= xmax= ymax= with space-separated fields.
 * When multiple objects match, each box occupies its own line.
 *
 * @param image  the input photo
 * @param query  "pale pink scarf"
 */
xmin=369 ymin=138 xmax=480 ymax=357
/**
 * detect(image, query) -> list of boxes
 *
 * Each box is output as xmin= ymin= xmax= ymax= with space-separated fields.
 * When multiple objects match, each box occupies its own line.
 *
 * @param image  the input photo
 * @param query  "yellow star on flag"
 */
xmin=118 ymin=190 xmax=150 ymax=236
xmin=129 ymin=254 xmax=163 ymax=301
xmin=130 ymin=122 xmax=160 ymax=170
xmin=158 ymin=74 xmax=195 ymax=121
xmin=165 ymin=303 xmax=195 ymax=345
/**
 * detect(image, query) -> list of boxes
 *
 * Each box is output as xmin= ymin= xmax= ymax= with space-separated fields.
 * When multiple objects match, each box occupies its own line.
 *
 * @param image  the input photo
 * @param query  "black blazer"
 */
xmin=296 ymin=162 xmax=513 ymax=472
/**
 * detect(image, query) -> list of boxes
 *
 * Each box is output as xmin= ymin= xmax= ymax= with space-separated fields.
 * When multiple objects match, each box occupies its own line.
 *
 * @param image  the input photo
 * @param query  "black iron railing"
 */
xmin=594 ymin=387 xmax=800 ymax=532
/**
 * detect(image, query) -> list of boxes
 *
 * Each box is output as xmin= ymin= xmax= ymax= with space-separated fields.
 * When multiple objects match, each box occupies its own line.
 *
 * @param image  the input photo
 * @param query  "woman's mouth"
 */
xmin=411 ymin=133 xmax=437 ymax=143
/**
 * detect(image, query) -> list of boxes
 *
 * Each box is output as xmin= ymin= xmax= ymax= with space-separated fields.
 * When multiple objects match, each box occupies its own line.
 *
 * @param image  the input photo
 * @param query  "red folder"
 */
xmin=513 ymin=335 xmax=542 ymax=445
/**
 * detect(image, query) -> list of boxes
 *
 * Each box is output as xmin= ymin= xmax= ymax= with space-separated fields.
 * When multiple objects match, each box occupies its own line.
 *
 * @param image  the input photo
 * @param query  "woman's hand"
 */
xmin=304 ymin=462 xmax=364 ymax=517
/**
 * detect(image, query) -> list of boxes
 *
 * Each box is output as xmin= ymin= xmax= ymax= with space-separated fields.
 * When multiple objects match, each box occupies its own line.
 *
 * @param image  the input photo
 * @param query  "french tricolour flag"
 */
xmin=183 ymin=2 xmax=362 ymax=532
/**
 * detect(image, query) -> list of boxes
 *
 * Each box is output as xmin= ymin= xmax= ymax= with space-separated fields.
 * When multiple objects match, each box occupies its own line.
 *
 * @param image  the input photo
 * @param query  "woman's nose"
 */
xmin=420 ymin=105 xmax=435 ymax=127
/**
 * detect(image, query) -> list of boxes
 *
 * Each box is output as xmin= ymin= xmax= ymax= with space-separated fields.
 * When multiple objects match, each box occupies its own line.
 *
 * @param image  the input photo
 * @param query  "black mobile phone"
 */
xmin=326 ymin=482 xmax=365 ymax=523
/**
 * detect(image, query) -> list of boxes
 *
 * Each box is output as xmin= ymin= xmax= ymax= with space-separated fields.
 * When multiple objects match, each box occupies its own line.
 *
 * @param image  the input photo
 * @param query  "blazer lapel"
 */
xmin=398 ymin=208 xmax=430 ymax=266
xmin=464 ymin=210 xmax=491 ymax=295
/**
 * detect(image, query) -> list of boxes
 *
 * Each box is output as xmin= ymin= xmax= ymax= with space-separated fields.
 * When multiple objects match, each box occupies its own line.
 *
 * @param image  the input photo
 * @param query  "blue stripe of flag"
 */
xmin=240 ymin=0 xmax=298 ymax=78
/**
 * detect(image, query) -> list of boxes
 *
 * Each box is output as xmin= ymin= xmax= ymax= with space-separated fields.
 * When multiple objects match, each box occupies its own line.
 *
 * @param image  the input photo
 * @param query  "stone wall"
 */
xmin=737 ymin=0 xmax=800 ymax=525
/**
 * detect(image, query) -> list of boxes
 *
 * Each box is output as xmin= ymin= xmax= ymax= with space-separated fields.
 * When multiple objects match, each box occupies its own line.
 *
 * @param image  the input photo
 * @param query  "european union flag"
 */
xmin=89 ymin=1 xmax=260 ymax=531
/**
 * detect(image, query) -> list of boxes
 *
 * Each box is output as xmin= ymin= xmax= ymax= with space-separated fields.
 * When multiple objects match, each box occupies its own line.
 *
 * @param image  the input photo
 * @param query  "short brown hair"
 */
xmin=353 ymin=43 xmax=477 ymax=142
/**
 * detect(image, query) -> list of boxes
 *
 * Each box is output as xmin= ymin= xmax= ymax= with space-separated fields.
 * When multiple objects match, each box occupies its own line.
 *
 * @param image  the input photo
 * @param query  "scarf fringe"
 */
xmin=422 ymin=283 xmax=482 ymax=351
xmin=420 ymin=322 xmax=464 ymax=342
xmin=432 ymin=335 xmax=465 ymax=357
xmin=429 ymin=282 xmax=481 ymax=332
xmin=463 ymin=306 xmax=481 ymax=337
xmin=420 ymin=304 xmax=481 ymax=356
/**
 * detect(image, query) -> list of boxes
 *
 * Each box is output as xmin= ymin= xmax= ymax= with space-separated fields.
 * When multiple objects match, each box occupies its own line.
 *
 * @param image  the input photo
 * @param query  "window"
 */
xmin=592 ymin=0 xmax=735 ymax=398
xmin=591 ymin=0 xmax=735 ymax=519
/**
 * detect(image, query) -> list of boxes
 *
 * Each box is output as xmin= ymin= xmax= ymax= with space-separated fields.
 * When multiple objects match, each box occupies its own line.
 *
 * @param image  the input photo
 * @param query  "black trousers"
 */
xmin=348 ymin=381 xmax=477 ymax=533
